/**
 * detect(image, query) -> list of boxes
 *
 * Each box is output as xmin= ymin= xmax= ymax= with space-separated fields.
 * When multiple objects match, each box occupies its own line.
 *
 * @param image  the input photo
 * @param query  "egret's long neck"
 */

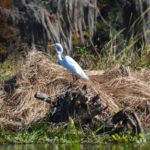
xmin=56 ymin=45 xmax=63 ymax=65
xmin=57 ymin=52 xmax=63 ymax=63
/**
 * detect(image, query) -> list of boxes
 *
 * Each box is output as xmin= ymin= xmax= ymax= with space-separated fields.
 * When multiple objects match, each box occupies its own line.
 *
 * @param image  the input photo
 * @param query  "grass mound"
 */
xmin=0 ymin=50 xmax=150 ymax=131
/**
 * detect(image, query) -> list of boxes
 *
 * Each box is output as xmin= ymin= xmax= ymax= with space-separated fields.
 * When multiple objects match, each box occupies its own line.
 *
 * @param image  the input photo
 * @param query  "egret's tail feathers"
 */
xmin=85 ymin=75 xmax=90 ymax=80
xmin=82 ymin=73 xmax=90 ymax=80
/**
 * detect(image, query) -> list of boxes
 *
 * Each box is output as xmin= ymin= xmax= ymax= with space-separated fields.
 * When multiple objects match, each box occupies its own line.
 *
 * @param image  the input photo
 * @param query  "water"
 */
xmin=0 ymin=143 xmax=150 ymax=150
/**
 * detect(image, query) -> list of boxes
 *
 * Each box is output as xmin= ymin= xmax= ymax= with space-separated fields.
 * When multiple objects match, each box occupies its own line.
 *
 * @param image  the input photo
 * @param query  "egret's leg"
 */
xmin=65 ymin=75 xmax=78 ymax=90
xmin=72 ymin=75 xmax=78 ymax=85
xmin=66 ymin=75 xmax=77 ymax=90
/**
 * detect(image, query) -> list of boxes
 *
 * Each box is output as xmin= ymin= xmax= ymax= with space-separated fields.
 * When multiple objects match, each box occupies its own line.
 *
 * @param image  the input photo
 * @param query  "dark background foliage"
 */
xmin=0 ymin=0 xmax=150 ymax=63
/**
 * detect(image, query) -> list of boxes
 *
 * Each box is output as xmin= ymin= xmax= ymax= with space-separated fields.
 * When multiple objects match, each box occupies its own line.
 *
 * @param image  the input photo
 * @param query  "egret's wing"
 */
xmin=63 ymin=56 xmax=89 ymax=80
xmin=63 ymin=56 xmax=80 ymax=74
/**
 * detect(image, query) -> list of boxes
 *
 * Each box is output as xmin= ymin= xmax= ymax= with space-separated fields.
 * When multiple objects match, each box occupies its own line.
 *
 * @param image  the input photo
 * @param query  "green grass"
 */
xmin=73 ymin=35 xmax=150 ymax=71
xmin=0 ymin=118 xmax=149 ymax=144
xmin=107 ymin=133 xmax=146 ymax=143
xmin=0 ymin=117 xmax=106 ymax=144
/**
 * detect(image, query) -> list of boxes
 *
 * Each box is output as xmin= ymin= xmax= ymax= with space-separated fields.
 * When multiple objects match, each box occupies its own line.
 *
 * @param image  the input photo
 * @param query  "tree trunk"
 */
xmin=0 ymin=0 xmax=97 ymax=54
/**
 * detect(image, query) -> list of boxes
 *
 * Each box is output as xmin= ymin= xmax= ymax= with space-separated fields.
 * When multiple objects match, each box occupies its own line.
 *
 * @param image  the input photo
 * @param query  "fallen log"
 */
xmin=34 ymin=88 xmax=143 ymax=134
xmin=104 ymin=108 xmax=143 ymax=134
xmin=35 ymin=91 xmax=51 ymax=104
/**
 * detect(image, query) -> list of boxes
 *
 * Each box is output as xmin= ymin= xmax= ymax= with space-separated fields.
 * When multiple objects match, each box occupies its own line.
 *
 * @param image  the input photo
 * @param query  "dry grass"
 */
xmin=0 ymin=50 xmax=150 ymax=130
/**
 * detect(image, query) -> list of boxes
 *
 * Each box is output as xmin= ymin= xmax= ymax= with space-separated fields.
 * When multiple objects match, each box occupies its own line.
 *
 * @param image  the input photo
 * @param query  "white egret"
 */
xmin=49 ymin=43 xmax=89 ymax=81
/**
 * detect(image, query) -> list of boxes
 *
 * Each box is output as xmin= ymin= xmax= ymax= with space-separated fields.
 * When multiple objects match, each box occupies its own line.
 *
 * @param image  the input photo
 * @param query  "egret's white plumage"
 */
xmin=53 ymin=43 xmax=89 ymax=80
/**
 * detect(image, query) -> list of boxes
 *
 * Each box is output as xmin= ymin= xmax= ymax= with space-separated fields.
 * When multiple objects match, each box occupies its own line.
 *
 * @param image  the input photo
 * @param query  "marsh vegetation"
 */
xmin=0 ymin=0 xmax=150 ymax=146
